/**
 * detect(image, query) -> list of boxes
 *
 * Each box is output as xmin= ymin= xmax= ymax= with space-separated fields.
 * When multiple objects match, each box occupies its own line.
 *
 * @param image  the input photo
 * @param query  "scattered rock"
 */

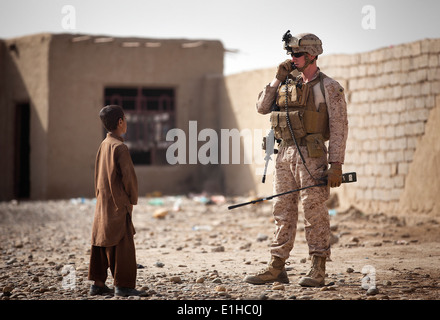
xmin=196 ymin=277 xmax=205 ymax=283
xmin=39 ymin=287 xmax=50 ymax=293
xmin=212 ymin=278 xmax=222 ymax=284
xmin=169 ymin=276 xmax=182 ymax=284
xmin=153 ymin=208 xmax=168 ymax=219
xmin=2 ymin=286 xmax=13 ymax=294
xmin=350 ymin=237 xmax=360 ymax=243
xmin=366 ymin=287 xmax=379 ymax=296
xmin=383 ymin=280 xmax=392 ymax=286
xmin=215 ymin=285 xmax=226 ymax=292
xmin=10 ymin=292 xmax=26 ymax=298
xmin=256 ymin=233 xmax=268 ymax=242
xmin=320 ymin=286 xmax=336 ymax=291
xmin=211 ymin=246 xmax=225 ymax=252
xmin=346 ymin=267 xmax=354 ymax=273
xmin=272 ymin=284 xmax=285 ymax=290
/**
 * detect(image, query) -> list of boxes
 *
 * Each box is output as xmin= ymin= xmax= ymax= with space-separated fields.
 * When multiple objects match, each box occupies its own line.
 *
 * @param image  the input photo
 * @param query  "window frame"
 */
xmin=104 ymin=87 xmax=176 ymax=165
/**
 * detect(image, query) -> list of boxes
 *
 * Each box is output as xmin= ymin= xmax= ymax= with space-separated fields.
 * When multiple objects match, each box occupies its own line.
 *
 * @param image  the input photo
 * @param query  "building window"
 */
xmin=104 ymin=87 xmax=175 ymax=165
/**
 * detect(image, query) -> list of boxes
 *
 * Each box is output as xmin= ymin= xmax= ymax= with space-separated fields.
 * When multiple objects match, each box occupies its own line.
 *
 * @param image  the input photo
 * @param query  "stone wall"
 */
xmin=224 ymin=38 xmax=440 ymax=217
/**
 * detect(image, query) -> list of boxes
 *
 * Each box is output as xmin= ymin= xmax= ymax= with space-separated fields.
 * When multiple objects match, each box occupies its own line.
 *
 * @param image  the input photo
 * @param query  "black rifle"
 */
xmin=228 ymin=172 xmax=357 ymax=210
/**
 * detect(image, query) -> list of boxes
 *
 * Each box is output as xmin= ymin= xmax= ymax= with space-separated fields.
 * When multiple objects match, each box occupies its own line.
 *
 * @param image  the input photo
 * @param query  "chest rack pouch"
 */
xmin=271 ymin=110 xmax=307 ymax=141
xmin=272 ymin=79 xmax=310 ymax=141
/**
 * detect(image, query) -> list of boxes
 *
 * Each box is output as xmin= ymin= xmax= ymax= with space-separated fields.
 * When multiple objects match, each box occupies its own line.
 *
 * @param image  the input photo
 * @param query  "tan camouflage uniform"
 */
xmin=256 ymin=70 xmax=348 ymax=260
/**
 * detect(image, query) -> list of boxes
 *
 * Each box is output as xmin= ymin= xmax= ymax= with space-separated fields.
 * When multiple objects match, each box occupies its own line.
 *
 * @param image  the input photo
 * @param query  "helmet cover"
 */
xmin=284 ymin=32 xmax=323 ymax=56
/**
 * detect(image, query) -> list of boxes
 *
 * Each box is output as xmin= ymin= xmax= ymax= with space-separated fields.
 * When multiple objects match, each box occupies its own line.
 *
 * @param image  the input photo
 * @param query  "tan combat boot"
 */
xmin=244 ymin=256 xmax=289 ymax=285
xmin=298 ymin=255 xmax=326 ymax=287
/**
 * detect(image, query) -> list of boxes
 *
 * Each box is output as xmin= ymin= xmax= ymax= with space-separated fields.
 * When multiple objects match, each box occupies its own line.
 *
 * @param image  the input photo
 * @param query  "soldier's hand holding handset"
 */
xmin=325 ymin=162 xmax=343 ymax=188
xmin=275 ymin=59 xmax=294 ymax=81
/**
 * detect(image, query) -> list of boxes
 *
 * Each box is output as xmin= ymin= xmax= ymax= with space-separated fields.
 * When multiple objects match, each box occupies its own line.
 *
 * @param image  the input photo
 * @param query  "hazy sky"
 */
xmin=1 ymin=0 xmax=439 ymax=75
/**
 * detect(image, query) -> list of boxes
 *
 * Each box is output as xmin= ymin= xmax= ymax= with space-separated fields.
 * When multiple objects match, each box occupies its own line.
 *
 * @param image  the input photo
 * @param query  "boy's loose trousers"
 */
xmin=88 ymin=214 xmax=136 ymax=288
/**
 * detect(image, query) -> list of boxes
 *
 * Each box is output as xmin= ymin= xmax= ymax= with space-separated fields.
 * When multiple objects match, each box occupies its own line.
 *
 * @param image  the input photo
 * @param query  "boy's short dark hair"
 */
xmin=99 ymin=105 xmax=125 ymax=131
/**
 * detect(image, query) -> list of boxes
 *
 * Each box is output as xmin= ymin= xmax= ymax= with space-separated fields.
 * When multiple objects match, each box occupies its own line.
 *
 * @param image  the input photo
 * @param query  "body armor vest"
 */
xmin=270 ymin=72 xmax=329 ymax=157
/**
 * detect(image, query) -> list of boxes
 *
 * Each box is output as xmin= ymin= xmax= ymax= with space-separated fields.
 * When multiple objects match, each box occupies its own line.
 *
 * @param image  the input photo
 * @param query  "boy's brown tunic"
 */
xmin=91 ymin=132 xmax=138 ymax=247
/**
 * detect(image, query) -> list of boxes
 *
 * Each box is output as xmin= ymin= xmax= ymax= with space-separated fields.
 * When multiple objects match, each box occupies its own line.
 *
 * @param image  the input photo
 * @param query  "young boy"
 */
xmin=88 ymin=105 xmax=145 ymax=297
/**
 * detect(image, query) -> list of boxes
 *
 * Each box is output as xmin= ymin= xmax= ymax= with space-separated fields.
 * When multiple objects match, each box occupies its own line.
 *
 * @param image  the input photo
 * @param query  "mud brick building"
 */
xmin=0 ymin=33 xmax=224 ymax=200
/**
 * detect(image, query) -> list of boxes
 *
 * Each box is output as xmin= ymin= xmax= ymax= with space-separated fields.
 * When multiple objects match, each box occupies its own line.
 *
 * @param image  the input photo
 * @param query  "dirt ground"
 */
xmin=1 ymin=194 xmax=440 ymax=301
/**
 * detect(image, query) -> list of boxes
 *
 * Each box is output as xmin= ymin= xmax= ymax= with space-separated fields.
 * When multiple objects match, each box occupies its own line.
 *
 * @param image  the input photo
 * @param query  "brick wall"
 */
xmin=318 ymin=38 xmax=440 ymax=215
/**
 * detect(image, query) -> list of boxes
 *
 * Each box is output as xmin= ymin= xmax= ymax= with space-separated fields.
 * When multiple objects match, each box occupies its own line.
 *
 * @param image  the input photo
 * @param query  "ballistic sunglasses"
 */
xmin=291 ymin=52 xmax=305 ymax=58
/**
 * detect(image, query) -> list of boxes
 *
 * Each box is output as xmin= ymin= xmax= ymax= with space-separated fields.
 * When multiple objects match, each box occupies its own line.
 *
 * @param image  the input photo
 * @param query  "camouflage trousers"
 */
xmin=270 ymin=144 xmax=331 ymax=260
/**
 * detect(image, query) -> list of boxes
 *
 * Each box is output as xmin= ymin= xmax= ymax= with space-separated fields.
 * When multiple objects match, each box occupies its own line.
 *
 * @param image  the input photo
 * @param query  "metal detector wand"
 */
xmin=228 ymin=172 xmax=357 ymax=210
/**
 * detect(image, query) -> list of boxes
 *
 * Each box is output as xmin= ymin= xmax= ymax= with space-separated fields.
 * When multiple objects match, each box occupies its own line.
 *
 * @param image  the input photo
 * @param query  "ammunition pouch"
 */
xmin=270 ymin=111 xmax=307 ymax=142
xmin=303 ymin=105 xmax=330 ymax=141
xmin=276 ymin=79 xmax=310 ymax=107
xmin=305 ymin=133 xmax=326 ymax=158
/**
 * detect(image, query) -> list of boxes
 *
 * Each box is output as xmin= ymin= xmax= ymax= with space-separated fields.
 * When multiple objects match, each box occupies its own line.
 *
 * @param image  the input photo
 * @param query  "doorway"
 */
xmin=14 ymin=102 xmax=30 ymax=199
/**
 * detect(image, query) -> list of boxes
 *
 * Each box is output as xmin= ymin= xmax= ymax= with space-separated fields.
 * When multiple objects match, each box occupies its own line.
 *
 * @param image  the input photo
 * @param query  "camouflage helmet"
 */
xmin=284 ymin=32 xmax=323 ymax=56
